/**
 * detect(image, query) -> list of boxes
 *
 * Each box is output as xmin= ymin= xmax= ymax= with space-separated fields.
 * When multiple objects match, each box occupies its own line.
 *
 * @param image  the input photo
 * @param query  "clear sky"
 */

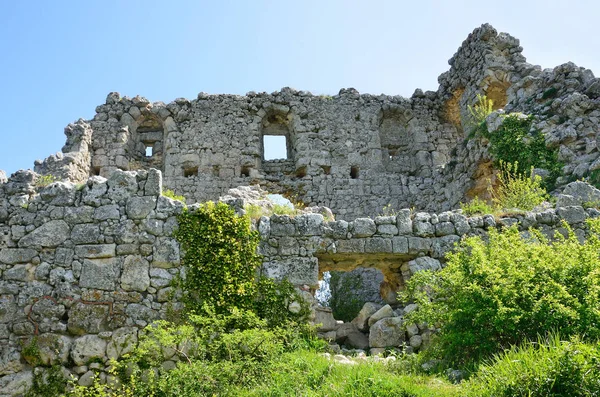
xmin=1 ymin=0 xmax=598 ymax=175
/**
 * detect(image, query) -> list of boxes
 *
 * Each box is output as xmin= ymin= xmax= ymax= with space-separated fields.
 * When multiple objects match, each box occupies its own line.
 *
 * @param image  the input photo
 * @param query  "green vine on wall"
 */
xmin=174 ymin=201 xmax=308 ymax=326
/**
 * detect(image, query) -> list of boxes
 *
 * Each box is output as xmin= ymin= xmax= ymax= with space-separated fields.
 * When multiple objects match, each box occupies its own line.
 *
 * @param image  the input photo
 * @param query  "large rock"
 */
xmin=36 ymin=333 xmax=72 ymax=365
xmin=18 ymin=220 xmax=70 ymax=248
xmin=0 ymin=371 xmax=33 ymax=397
xmin=152 ymin=237 xmax=180 ymax=268
xmin=67 ymin=302 xmax=111 ymax=335
xmin=79 ymin=258 xmax=119 ymax=290
xmin=351 ymin=302 xmax=382 ymax=331
xmin=71 ymin=335 xmax=107 ymax=366
xmin=369 ymin=317 xmax=405 ymax=348
xmin=407 ymin=257 xmax=442 ymax=275
xmin=352 ymin=218 xmax=377 ymax=237
xmin=121 ymin=255 xmax=150 ymax=292
xmin=0 ymin=248 xmax=37 ymax=265
xmin=368 ymin=304 xmax=395 ymax=327
xmin=345 ymin=331 xmax=370 ymax=350
xmin=561 ymin=181 xmax=600 ymax=206
xmin=126 ymin=196 xmax=157 ymax=219
xmin=314 ymin=306 xmax=337 ymax=331
xmin=106 ymin=327 xmax=138 ymax=359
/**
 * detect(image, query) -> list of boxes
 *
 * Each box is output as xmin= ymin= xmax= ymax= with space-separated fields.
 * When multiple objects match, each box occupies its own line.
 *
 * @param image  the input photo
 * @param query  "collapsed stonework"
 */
xmin=1 ymin=23 xmax=600 ymax=394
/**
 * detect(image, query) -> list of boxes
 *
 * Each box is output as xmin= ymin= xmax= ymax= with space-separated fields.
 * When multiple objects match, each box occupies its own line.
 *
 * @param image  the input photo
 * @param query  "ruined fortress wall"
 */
xmin=29 ymin=24 xmax=600 ymax=220
xmin=1 ymin=167 xmax=598 ymax=393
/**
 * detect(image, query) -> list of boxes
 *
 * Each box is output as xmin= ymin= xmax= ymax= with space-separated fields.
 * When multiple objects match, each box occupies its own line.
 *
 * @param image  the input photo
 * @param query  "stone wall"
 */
xmin=26 ymin=24 xmax=600 ymax=220
xmin=1 ymin=167 xmax=599 ymax=394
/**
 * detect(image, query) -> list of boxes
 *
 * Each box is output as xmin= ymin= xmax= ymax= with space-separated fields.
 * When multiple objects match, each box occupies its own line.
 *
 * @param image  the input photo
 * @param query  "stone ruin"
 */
xmin=2 ymin=23 xmax=600 ymax=394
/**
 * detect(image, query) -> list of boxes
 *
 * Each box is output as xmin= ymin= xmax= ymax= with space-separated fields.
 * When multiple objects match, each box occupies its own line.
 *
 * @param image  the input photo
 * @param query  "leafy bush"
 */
xmin=491 ymin=161 xmax=548 ymax=211
xmin=162 ymin=189 xmax=186 ymax=203
xmin=484 ymin=113 xmax=562 ymax=188
xmin=460 ymin=197 xmax=494 ymax=216
xmin=34 ymin=174 xmax=58 ymax=188
xmin=402 ymin=221 xmax=600 ymax=366
xmin=464 ymin=335 xmax=600 ymax=397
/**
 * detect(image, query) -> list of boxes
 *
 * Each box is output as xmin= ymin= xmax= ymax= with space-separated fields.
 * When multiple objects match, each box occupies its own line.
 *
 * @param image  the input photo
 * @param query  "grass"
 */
xmin=231 ymin=350 xmax=459 ymax=397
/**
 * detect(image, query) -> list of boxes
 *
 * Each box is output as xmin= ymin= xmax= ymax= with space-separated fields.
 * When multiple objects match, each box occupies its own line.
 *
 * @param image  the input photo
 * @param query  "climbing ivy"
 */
xmin=175 ymin=201 xmax=261 ymax=315
xmin=174 ymin=201 xmax=308 ymax=324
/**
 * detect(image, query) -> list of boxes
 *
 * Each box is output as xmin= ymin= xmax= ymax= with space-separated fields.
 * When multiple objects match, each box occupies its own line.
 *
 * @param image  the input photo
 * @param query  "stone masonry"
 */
xmin=2 ymin=23 xmax=600 ymax=394
xmin=28 ymin=24 xmax=600 ymax=220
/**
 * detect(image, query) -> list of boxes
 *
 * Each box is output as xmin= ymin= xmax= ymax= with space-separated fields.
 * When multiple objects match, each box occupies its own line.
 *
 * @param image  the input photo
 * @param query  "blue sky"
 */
xmin=1 ymin=0 xmax=598 ymax=175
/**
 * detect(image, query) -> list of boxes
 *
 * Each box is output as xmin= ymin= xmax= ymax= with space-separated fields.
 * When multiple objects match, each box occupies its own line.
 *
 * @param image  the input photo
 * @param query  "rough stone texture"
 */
xmin=3 ymin=23 xmax=600 ymax=388
xmin=369 ymin=317 xmax=405 ymax=348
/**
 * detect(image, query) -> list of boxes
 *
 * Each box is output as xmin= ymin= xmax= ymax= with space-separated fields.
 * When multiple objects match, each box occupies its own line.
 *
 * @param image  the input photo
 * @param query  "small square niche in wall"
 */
xmin=145 ymin=145 xmax=153 ymax=157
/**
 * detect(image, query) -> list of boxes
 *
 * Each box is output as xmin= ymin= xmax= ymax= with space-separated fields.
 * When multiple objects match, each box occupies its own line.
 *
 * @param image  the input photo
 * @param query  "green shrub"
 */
xmin=175 ymin=201 xmax=262 ymax=315
xmin=460 ymin=197 xmax=494 ymax=216
xmin=162 ymin=189 xmax=186 ymax=203
xmin=486 ymin=113 xmax=562 ymax=188
xmin=491 ymin=161 xmax=548 ymax=211
xmin=34 ymin=174 xmax=58 ymax=188
xmin=402 ymin=220 xmax=600 ymax=367
xmin=466 ymin=94 xmax=494 ymax=135
xmin=464 ymin=334 xmax=600 ymax=397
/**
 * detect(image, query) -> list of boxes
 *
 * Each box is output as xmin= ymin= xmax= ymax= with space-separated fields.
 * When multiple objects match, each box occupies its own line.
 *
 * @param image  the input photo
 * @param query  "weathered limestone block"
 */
xmin=75 ymin=244 xmax=116 ymax=259
xmin=94 ymin=204 xmax=120 ymax=221
xmin=18 ymin=220 xmax=70 ymax=248
xmin=369 ymin=317 xmax=405 ymax=348
xmin=0 ymin=345 xmax=23 ymax=375
xmin=71 ymin=224 xmax=101 ymax=245
xmin=391 ymin=236 xmax=408 ymax=254
xmin=314 ymin=307 xmax=337 ymax=331
xmin=125 ymin=304 xmax=158 ymax=323
xmin=345 ymin=331 xmax=370 ymax=350
xmin=67 ymin=302 xmax=111 ymax=335
xmin=4 ymin=265 xmax=31 ymax=281
xmin=0 ymin=295 xmax=17 ymax=323
xmin=368 ymin=304 xmax=395 ymax=327
xmin=121 ymin=255 xmax=150 ymax=292
xmin=71 ymin=335 xmax=107 ymax=366
xmin=435 ymin=221 xmax=455 ymax=236
xmin=0 ymin=248 xmax=37 ymax=265
xmin=126 ymin=196 xmax=156 ymax=219
xmin=324 ymin=220 xmax=349 ymax=239
xmin=335 ymin=239 xmax=365 ymax=253
xmin=408 ymin=257 xmax=441 ymax=274
xmin=107 ymin=170 xmax=138 ymax=201
xmin=556 ymin=206 xmax=587 ymax=224
xmin=36 ymin=333 xmax=72 ymax=365
xmin=335 ymin=323 xmax=359 ymax=343
xmin=296 ymin=213 xmax=324 ymax=236
xmin=106 ymin=327 xmax=138 ymax=359
xmin=351 ymin=302 xmax=382 ymax=331
xmin=145 ymin=169 xmax=163 ymax=197
xmin=152 ymin=237 xmax=180 ymax=268
xmin=64 ymin=206 xmax=95 ymax=224
xmin=79 ymin=258 xmax=119 ymax=290
xmin=261 ymin=257 xmax=319 ymax=285
xmin=0 ymin=371 xmax=33 ymax=397
xmin=352 ymin=218 xmax=376 ymax=237
xmin=364 ymin=238 xmax=393 ymax=253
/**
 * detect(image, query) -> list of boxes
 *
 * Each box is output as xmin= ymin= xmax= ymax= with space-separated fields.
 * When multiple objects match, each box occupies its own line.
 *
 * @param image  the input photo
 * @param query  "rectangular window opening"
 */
xmin=145 ymin=145 xmax=154 ymax=157
xmin=263 ymin=135 xmax=288 ymax=161
xmin=183 ymin=166 xmax=198 ymax=178
xmin=212 ymin=165 xmax=220 ymax=177
xmin=350 ymin=166 xmax=359 ymax=179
